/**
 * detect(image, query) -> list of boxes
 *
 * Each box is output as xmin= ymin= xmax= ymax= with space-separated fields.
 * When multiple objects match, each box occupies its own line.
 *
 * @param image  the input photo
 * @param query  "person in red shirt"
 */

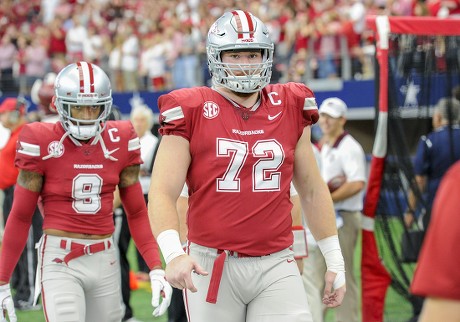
xmin=411 ymin=160 xmax=460 ymax=321
xmin=0 ymin=62 xmax=172 ymax=322
xmin=0 ymin=97 xmax=43 ymax=312
xmin=149 ymin=10 xmax=346 ymax=322
xmin=0 ymin=98 xmax=27 ymax=194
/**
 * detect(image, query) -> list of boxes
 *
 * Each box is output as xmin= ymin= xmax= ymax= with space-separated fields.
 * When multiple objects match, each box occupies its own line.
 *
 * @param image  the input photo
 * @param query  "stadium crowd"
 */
xmin=1 ymin=0 xmax=459 ymax=96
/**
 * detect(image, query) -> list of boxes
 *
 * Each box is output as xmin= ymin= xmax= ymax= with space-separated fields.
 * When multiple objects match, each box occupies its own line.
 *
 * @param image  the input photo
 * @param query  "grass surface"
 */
xmin=16 ymin=230 xmax=414 ymax=321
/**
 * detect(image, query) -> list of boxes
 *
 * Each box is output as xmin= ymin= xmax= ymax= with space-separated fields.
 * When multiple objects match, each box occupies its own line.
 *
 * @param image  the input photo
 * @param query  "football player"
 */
xmin=149 ymin=10 xmax=346 ymax=322
xmin=0 ymin=61 xmax=172 ymax=322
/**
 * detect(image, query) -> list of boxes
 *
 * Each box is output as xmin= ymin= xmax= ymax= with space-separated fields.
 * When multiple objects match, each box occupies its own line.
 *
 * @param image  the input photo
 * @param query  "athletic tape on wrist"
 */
xmin=317 ymin=235 xmax=345 ymax=273
xmin=333 ymin=271 xmax=346 ymax=289
xmin=156 ymin=229 xmax=186 ymax=265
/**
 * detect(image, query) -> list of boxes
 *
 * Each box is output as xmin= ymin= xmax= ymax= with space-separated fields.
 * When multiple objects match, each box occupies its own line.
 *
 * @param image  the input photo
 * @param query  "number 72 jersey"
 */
xmin=15 ymin=120 xmax=142 ymax=235
xmin=158 ymin=82 xmax=319 ymax=255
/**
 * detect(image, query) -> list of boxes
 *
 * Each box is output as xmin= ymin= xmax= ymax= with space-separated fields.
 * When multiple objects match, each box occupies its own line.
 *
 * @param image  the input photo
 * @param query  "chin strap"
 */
xmin=96 ymin=131 xmax=119 ymax=161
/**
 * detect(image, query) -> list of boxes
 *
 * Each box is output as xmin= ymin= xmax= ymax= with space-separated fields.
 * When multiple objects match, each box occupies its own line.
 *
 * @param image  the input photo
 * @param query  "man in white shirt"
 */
xmin=318 ymin=97 xmax=366 ymax=322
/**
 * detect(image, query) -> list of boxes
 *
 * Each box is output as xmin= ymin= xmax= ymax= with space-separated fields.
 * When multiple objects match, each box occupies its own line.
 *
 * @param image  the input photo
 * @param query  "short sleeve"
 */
xmin=123 ymin=121 xmax=143 ymax=167
xmin=413 ymin=135 xmax=430 ymax=176
xmin=341 ymin=138 xmax=366 ymax=182
xmin=288 ymin=82 xmax=319 ymax=127
xmin=15 ymin=124 xmax=45 ymax=175
xmin=158 ymin=93 xmax=189 ymax=140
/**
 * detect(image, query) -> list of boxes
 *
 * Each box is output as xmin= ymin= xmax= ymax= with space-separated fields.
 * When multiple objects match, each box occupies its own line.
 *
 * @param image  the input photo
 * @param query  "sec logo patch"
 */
xmin=203 ymin=101 xmax=219 ymax=119
xmin=47 ymin=141 xmax=65 ymax=158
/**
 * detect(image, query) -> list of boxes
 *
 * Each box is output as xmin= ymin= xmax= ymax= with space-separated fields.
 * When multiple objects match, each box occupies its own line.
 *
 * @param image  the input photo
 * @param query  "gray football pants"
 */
xmin=37 ymin=234 xmax=123 ymax=322
xmin=184 ymin=242 xmax=313 ymax=322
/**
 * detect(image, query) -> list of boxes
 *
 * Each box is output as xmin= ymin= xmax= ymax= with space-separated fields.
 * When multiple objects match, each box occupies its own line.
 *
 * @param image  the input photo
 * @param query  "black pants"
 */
xmin=0 ymin=68 xmax=18 ymax=94
xmin=113 ymin=194 xmax=152 ymax=320
xmin=113 ymin=207 xmax=134 ymax=321
xmin=168 ymin=287 xmax=187 ymax=322
xmin=2 ymin=185 xmax=43 ymax=307
xmin=114 ymin=194 xmax=187 ymax=321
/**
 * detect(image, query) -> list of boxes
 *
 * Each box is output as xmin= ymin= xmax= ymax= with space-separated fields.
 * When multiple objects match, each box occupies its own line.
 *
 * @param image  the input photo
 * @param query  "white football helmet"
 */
xmin=207 ymin=10 xmax=274 ymax=93
xmin=54 ymin=62 xmax=112 ymax=140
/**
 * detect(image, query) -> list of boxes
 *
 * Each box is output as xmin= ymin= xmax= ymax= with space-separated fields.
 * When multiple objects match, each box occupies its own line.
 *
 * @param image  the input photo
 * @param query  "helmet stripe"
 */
xmin=243 ymin=11 xmax=254 ymax=38
xmin=76 ymin=61 xmax=85 ymax=93
xmin=232 ymin=10 xmax=254 ymax=39
xmin=76 ymin=61 xmax=95 ymax=93
xmin=87 ymin=63 xmax=95 ymax=93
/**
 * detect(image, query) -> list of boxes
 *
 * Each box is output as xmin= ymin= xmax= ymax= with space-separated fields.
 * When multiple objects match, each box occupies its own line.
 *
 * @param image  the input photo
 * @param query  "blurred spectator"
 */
xmin=170 ymin=21 xmax=201 ymax=88
xmin=65 ymin=15 xmax=87 ymax=63
xmin=453 ymin=85 xmax=460 ymax=101
xmin=404 ymin=97 xmax=460 ymax=321
xmin=318 ymin=97 xmax=366 ymax=322
xmin=343 ymin=0 xmax=367 ymax=79
xmin=113 ymin=103 xmax=160 ymax=322
xmin=83 ymin=24 xmax=104 ymax=65
xmin=140 ymin=34 xmax=171 ymax=91
xmin=315 ymin=10 xmax=341 ymax=79
xmin=24 ymin=37 xmax=48 ymax=92
xmin=413 ymin=0 xmax=431 ymax=16
xmin=109 ymin=34 xmax=124 ymax=92
xmin=15 ymin=35 xmax=28 ymax=95
xmin=428 ymin=0 xmax=460 ymax=17
xmin=0 ymin=34 xmax=18 ymax=94
xmin=130 ymin=104 xmax=159 ymax=278
xmin=404 ymin=97 xmax=460 ymax=230
xmin=47 ymin=16 xmax=67 ymax=62
xmin=120 ymin=25 xmax=140 ymax=92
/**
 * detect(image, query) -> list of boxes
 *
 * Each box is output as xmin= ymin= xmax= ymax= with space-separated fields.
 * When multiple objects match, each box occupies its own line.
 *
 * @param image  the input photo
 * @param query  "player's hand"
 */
xmin=0 ymin=284 xmax=17 ymax=322
xmin=149 ymin=269 xmax=173 ymax=317
xmin=322 ymin=270 xmax=346 ymax=308
xmin=166 ymin=254 xmax=208 ymax=293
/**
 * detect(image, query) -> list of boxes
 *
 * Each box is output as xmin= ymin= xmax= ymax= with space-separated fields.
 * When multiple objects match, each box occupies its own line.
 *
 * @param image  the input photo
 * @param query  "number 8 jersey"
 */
xmin=158 ymin=82 xmax=319 ymax=256
xmin=15 ymin=120 xmax=142 ymax=235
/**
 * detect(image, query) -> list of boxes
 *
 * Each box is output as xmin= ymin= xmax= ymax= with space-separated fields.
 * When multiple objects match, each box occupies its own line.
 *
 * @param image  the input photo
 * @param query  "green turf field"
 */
xmin=15 ymin=230 xmax=414 ymax=322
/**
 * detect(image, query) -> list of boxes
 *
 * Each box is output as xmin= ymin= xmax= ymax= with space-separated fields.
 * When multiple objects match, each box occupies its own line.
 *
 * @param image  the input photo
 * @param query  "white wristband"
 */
xmin=317 ymin=235 xmax=345 ymax=273
xmin=157 ymin=229 xmax=186 ymax=265
xmin=317 ymin=235 xmax=345 ymax=289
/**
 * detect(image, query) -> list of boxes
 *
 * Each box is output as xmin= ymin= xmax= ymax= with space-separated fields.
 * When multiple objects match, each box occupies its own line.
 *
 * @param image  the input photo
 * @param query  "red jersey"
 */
xmin=0 ymin=124 xmax=25 ymax=190
xmin=158 ymin=83 xmax=319 ymax=255
xmin=411 ymin=161 xmax=460 ymax=300
xmin=15 ymin=120 xmax=142 ymax=235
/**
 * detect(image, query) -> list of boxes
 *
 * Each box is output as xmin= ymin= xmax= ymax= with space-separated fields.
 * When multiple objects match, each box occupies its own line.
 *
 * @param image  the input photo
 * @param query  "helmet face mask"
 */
xmin=207 ymin=10 xmax=274 ymax=93
xmin=54 ymin=62 xmax=112 ymax=140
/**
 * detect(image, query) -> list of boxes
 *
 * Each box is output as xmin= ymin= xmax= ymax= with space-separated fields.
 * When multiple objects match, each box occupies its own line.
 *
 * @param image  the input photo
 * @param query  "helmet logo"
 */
xmin=77 ymin=93 xmax=98 ymax=98
xmin=209 ymin=22 xmax=220 ymax=35
xmin=203 ymin=101 xmax=219 ymax=119
xmin=47 ymin=141 xmax=65 ymax=158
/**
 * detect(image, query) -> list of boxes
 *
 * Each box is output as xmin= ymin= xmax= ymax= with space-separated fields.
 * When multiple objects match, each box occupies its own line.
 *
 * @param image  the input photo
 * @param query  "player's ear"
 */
xmin=50 ymin=96 xmax=57 ymax=113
